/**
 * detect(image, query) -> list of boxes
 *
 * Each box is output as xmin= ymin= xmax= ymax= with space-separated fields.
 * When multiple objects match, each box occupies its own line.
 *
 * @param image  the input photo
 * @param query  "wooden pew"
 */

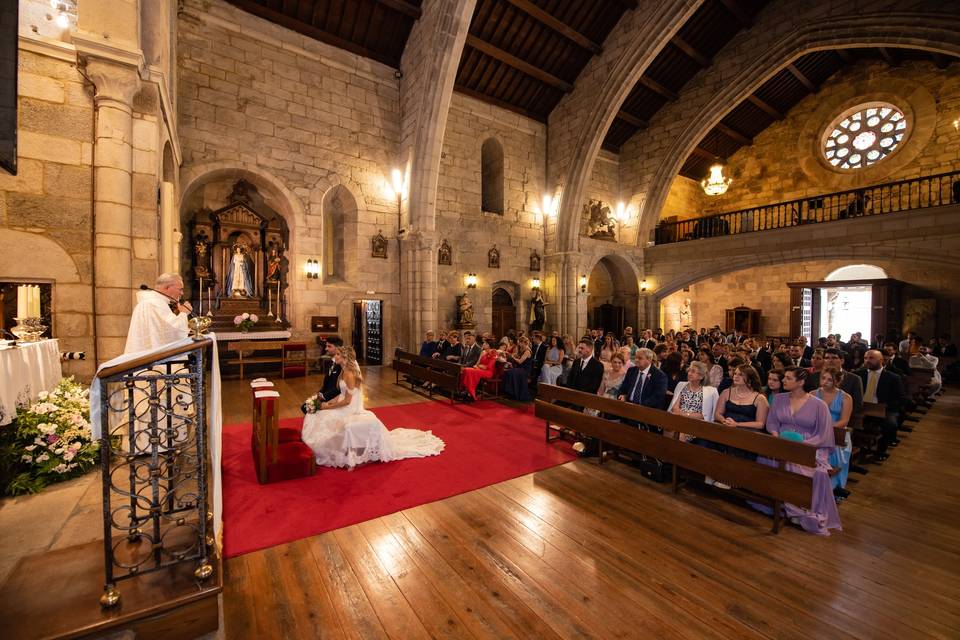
xmin=392 ymin=348 xmax=464 ymax=403
xmin=536 ymin=384 xmax=823 ymax=533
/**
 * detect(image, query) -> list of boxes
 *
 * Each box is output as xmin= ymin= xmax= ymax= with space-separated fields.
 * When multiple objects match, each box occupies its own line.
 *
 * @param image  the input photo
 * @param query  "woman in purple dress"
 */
xmin=760 ymin=366 xmax=842 ymax=536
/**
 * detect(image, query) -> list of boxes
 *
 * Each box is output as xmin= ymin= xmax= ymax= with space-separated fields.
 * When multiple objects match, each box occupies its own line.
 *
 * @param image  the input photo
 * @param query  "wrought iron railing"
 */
xmin=654 ymin=169 xmax=960 ymax=245
xmin=96 ymin=339 xmax=214 ymax=607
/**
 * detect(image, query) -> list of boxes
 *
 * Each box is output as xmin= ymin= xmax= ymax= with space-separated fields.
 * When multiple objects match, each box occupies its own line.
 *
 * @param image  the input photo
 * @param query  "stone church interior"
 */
xmin=1 ymin=0 xmax=959 ymax=638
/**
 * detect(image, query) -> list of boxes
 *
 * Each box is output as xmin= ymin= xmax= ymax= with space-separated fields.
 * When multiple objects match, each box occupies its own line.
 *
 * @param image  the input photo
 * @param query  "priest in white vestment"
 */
xmin=125 ymin=273 xmax=192 ymax=353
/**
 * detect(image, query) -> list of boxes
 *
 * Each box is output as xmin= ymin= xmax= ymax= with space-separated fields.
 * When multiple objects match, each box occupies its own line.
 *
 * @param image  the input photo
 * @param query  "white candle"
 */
xmin=198 ymin=277 xmax=203 ymax=316
xmin=207 ymin=284 xmax=212 ymax=314
xmin=17 ymin=285 xmax=26 ymax=319
xmin=34 ymin=286 xmax=41 ymax=317
xmin=268 ymin=289 xmax=272 ymax=314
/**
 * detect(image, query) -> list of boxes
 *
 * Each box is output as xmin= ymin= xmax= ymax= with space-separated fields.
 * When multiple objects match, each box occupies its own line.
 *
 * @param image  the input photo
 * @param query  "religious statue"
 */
xmin=438 ymin=239 xmax=452 ymax=266
xmin=456 ymin=293 xmax=475 ymax=328
xmin=224 ymin=242 xmax=255 ymax=298
xmin=529 ymin=250 xmax=541 ymax=272
xmin=372 ymin=231 xmax=388 ymax=258
xmin=528 ymin=289 xmax=549 ymax=332
xmin=488 ymin=245 xmax=500 ymax=269
xmin=193 ymin=236 xmax=210 ymax=278
xmin=265 ymin=245 xmax=281 ymax=282
xmin=679 ymin=297 xmax=692 ymax=328
xmin=585 ymin=199 xmax=616 ymax=241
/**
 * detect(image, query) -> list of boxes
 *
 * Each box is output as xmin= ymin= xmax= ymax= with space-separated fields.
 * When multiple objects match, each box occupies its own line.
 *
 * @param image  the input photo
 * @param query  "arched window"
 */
xmin=825 ymin=264 xmax=887 ymax=281
xmin=822 ymin=103 xmax=907 ymax=170
xmin=322 ymin=186 xmax=348 ymax=282
xmin=481 ymin=138 xmax=504 ymax=215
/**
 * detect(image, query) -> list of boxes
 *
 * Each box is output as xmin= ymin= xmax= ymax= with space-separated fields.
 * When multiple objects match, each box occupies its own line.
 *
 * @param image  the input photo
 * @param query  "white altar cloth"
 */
xmin=0 ymin=339 xmax=62 ymax=426
xmin=214 ymin=330 xmax=291 ymax=341
xmin=89 ymin=335 xmax=223 ymax=544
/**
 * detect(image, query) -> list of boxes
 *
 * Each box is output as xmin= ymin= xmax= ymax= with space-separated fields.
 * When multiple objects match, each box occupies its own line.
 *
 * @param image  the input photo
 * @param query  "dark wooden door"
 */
xmin=593 ymin=304 xmax=624 ymax=338
xmin=492 ymin=288 xmax=516 ymax=339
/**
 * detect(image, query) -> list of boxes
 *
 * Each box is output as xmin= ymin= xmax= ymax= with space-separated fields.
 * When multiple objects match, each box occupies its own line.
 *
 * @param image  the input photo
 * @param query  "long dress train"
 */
xmin=301 ymin=380 xmax=444 ymax=468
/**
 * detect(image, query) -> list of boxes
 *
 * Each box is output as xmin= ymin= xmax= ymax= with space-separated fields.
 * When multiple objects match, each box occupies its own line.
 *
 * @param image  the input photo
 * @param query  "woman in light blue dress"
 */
xmin=539 ymin=335 xmax=564 ymax=385
xmin=813 ymin=367 xmax=852 ymax=493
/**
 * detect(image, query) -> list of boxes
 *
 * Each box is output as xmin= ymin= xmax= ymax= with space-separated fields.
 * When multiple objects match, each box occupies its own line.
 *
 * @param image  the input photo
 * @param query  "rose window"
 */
xmin=822 ymin=103 xmax=907 ymax=170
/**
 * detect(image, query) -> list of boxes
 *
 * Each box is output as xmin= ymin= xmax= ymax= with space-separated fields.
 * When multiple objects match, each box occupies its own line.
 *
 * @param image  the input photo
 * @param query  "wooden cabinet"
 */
xmin=725 ymin=306 xmax=762 ymax=336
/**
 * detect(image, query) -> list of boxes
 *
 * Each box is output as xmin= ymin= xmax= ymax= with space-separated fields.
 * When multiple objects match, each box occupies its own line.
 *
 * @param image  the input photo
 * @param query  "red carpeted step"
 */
xmin=221 ymin=399 xmax=575 ymax=557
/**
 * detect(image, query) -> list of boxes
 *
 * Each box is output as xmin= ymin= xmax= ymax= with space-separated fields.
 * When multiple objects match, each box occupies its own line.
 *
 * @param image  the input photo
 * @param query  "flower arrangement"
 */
xmin=300 ymin=393 xmax=323 ymax=414
xmin=234 ymin=312 xmax=259 ymax=332
xmin=4 ymin=377 xmax=99 ymax=495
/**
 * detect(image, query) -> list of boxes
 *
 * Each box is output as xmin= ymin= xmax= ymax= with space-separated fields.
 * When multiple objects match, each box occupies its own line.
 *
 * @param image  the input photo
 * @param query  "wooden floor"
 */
xmin=223 ymin=372 xmax=960 ymax=639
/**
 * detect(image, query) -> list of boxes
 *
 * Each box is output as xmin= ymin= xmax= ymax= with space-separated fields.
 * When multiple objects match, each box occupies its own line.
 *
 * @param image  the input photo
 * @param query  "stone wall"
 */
xmin=435 ymin=92 xmax=546 ymax=332
xmin=1 ymin=47 xmax=96 ymax=378
xmin=177 ymin=0 xmax=402 ymax=353
xmin=661 ymin=175 xmax=704 ymax=222
xmin=690 ymin=61 xmax=960 ymax=217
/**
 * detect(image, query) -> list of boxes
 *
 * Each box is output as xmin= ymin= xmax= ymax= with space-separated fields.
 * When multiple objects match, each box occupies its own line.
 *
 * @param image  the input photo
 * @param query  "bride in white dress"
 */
xmin=301 ymin=347 xmax=445 ymax=469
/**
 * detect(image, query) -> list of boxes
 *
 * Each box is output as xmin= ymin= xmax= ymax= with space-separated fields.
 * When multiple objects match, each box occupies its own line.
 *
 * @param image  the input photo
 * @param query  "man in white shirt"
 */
xmin=124 ymin=273 xmax=192 ymax=354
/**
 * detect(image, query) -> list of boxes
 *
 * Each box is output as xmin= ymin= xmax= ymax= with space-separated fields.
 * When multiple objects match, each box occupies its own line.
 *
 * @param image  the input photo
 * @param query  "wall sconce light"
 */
xmin=466 ymin=273 xmax=478 ymax=289
xmin=615 ymin=201 xmax=628 ymax=222
xmin=305 ymin=259 xmax=320 ymax=279
xmin=390 ymin=168 xmax=404 ymax=200
xmin=531 ymin=277 xmax=541 ymax=290
xmin=641 ymin=278 xmax=648 ymax=292
xmin=541 ymin=193 xmax=557 ymax=220
xmin=954 ymin=117 xmax=959 ymax=132
xmin=579 ymin=274 xmax=588 ymax=293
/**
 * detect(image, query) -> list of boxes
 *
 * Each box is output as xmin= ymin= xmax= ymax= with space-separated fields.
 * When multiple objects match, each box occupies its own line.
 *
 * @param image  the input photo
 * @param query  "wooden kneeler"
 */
xmin=251 ymin=385 xmax=316 ymax=484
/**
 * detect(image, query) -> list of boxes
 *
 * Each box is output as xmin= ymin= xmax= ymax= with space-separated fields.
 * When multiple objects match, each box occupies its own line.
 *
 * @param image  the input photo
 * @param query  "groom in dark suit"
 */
xmin=317 ymin=336 xmax=344 ymax=402
xmin=564 ymin=337 xmax=605 ymax=396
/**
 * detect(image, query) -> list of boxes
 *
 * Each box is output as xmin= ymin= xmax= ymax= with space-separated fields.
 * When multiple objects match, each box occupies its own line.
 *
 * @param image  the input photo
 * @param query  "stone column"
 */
xmin=400 ymin=229 xmax=438 ymax=349
xmin=84 ymin=60 xmax=141 ymax=362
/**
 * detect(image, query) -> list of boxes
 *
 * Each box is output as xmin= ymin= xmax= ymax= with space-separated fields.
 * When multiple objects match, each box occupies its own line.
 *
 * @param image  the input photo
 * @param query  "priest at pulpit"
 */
xmin=125 ymin=273 xmax=191 ymax=353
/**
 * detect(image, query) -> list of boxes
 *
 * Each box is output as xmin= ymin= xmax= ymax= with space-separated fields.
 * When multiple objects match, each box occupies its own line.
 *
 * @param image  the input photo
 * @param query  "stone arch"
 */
xmin=161 ymin=141 xmax=176 ymax=185
xmin=320 ymin=184 xmax=360 ymax=284
xmin=634 ymin=12 xmax=960 ymax=246
xmin=826 ymin=264 xmax=887 ymax=280
xmin=550 ymin=0 xmax=705 ymax=254
xmin=585 ymin=254 xmax=641 ymax=335
xmin=489 ymin=279 xmax=521 ymax=337
xmin=481 ymin=137 xmax=504 ymax=215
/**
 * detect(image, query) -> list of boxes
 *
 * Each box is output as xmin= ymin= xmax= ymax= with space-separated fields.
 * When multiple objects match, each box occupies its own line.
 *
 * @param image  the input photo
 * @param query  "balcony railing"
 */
xmin=654 ymin=169 xmax=960 ymax=245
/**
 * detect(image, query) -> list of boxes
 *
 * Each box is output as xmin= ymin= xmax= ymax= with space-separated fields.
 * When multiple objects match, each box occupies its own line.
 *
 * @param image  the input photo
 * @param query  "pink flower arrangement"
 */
xmin=233 ymin=312 xmax=259 ymax=332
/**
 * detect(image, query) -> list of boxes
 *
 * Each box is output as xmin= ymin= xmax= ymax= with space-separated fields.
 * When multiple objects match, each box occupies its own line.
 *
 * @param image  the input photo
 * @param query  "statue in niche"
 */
xmin=193 ymin=233 xmax=211 ymax=278
xmin=456 ymin=293 xmax=475 ymax=328
xmin=266 ymin=244 xmax=283 ymax=283
xmin=224 ymin=242 xmax=255 ymax=298
xmin=372 ymin=231 xmax=388 ymax=259
xmin=529 ymin=250 xmax=541 ymax=272
xmin=488 ymin=245 xmax=500 ymax=269
xmin=438 ymin=239 xmax=452 ymax=266
xmin=679 ymin=297 xmax=692 ymax=328
xmin=529 ymin=289 xmax=550 ymax=333
xmin=585 ymin=199 xmax=616 ymax=241
xmin=229 ymin=179 xmax=254 ymax=204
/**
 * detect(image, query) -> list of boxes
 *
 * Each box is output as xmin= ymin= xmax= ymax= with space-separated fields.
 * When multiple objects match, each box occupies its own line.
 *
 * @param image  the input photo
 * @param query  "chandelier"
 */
xmin=701 ymin=160 xmax=732 ymax=196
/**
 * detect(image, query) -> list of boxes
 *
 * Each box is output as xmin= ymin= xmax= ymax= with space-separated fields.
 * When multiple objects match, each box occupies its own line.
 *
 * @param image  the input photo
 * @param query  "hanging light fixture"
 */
xmin=701 ymin=159 xmax=732 ymax=196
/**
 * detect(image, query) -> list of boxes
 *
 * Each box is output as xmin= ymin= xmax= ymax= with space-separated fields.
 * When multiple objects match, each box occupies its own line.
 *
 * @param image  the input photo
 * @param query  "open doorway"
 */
xmin=820 ymin=285 xmax=872 ymax=339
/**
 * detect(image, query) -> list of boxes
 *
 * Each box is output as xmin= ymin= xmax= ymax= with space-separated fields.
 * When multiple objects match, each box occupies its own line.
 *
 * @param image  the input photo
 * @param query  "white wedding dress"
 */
xmin=301 ymin=380 xmax=445 ymax=469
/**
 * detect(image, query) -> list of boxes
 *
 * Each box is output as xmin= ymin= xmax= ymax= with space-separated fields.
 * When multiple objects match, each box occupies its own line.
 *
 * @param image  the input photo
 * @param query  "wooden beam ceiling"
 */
xmin=638 ymin=76 xmax=679 ymax=101
xmin=616 ymin=110 xmax=648 ymax=129
xmin=465 ymin=35 xmax=574 ymax=92
xmin=501 ymin=0 xmax=602 ymax=54
xmin=715 ymin=122 xmax=751 ymax=146
xmin=226 ymin=0 xmax=398 ymax=67
xmin=454 ymin=83 xmax=546 ymax=122
xmin=718 ymin=0 xmax=752 ymax=26
xmin=878 ymin=47 xmax=900 ymax=65
xmin=836 ymin=49 xmax=856 ymax=64
xmin=690 ymin=146 xmax=719 ymax=161
xmin=785 ymin=63 xmax=816 ymax=91
xmin=671 ymin=35 xmax=711 ymax=67
xmin=374 ymin=0 xmax=422 ymax=19
xmin=612 ymin=0 xmax=639 ymax=9
xmin=746 ymin=94 xmax=783 ymax=120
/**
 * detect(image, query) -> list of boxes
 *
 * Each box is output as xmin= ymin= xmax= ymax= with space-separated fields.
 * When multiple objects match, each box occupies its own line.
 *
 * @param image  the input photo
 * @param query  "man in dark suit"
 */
xmin=619 ymin=348 xmax=668 ymax=415
xmin=460 ymin=331 xmax=482 ymax=367
xmin=436 ymin=331 xmax=462 ymax=362
xmin=799 ymin=336 xmax=814 ymax=361
xmin=529 ymin=331 xmax=547 ymax=391
xmin=304 ymin=337 xmax=343 ymax=412
xmin=855 ymin=349 xmax=906 ymax=461
xmin=564 ymin=337 xmax=605 ymax=396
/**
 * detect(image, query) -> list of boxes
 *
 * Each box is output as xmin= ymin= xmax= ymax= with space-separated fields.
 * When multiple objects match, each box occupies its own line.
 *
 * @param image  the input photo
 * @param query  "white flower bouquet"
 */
xmin=5 ymin=377 xmax=99 ymax=495
xmin=233 ymin=312 xmax=259 ymax=332
xmin=300 ymin=393 xmax=323 ymax=414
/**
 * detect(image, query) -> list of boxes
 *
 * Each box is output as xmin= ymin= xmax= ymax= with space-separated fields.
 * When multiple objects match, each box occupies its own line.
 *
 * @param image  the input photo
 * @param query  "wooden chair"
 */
xmin=281 ymin=342 xmax=307 ymax=378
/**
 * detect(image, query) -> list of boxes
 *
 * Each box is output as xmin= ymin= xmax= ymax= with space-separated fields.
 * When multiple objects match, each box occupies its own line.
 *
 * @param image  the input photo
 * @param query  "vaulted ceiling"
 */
xmin=228 ymin=1 xmax=958 ymax=183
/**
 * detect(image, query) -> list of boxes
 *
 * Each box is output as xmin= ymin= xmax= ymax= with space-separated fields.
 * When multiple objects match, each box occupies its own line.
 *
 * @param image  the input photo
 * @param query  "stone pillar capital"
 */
xmin=81 ymin=57 xmax=142 ymax=109
xmin=400 ymin=228 xmax=439 ymax=252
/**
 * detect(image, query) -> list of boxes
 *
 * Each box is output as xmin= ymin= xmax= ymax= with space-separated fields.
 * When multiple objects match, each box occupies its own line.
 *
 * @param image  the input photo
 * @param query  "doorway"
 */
xmin=351 ymin=299 xmax=383 ymax=365
xmin=491 ymin=287 xmax=516 ymax=339
xmin=820 ymin=286 xmax=872 ymax=341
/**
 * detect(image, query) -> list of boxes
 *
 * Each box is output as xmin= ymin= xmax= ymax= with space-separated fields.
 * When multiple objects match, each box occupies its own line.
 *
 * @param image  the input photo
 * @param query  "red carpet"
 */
xmin=221 ymin=399 xmax=575 ymax=557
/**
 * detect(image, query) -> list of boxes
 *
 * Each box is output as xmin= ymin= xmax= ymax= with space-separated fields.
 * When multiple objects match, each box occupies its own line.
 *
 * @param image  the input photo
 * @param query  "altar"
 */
xmin=0 ymin=339 xmax=61 ymax=426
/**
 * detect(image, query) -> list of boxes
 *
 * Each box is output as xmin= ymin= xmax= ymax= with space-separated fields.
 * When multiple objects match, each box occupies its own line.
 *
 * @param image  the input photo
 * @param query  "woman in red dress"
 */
xmin=461 ymin=338 xmax=500 ymax=401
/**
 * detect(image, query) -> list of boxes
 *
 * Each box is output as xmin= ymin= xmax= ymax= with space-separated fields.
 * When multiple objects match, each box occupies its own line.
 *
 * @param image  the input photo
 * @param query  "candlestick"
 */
xmin=268 ymin=289 xmax=273 ymax=317
xmin=207 ymin=284 xmax=212 ymax=316
xmin=17 ymin=285 xmax=26 ymax=319
xmin=276 ymin=280 xmax=282 ymax=323
xmin=198 ymin=277 xmax=203 ymax=316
